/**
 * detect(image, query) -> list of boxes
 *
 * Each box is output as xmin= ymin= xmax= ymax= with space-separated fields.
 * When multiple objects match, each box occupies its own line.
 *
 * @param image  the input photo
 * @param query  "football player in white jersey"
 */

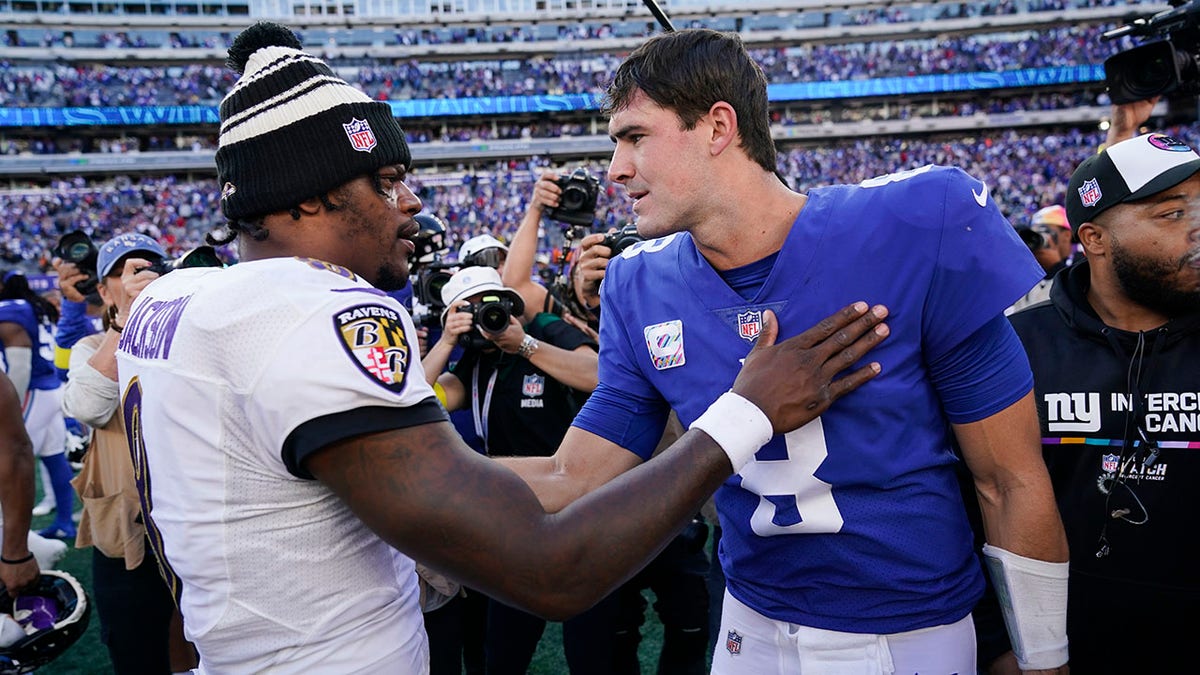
xmin=504 ymin=29 xmax=1071 ymax=675
xmin=113 ymin=23 xmax=889 ymax=674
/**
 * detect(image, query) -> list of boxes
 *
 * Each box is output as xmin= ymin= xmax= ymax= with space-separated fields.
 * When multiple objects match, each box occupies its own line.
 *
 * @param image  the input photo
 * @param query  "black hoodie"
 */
xmin=1008 ymin=260 xmax=1200 ymax=672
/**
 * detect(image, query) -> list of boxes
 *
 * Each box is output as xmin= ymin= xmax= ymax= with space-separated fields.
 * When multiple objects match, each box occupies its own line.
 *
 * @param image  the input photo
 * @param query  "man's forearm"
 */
xmin=523 ymin=343 xmax=597 ymax=393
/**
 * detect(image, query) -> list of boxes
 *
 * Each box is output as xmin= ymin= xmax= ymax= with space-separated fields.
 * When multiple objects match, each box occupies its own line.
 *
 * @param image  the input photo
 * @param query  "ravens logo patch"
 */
xmin=334 ymin=303 xmax=411 ymax=392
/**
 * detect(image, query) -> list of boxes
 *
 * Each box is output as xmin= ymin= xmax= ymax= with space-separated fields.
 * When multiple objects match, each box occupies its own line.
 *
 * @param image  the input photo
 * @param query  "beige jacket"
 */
xmin=65 ymin=333 xmax=146 ymax=569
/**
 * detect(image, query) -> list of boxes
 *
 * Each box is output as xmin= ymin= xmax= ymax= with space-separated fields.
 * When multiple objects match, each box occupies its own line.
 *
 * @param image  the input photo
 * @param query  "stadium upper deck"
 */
xmin=0 ymin=0 xmax=1156 ymax=63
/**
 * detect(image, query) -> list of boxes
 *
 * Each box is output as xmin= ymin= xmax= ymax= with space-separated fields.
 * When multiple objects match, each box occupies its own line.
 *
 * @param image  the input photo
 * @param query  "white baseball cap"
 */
xmin=457 ymin=234 xmax=508 ymax=264
xmin=439 ymin=266 xmax=524 ymax=325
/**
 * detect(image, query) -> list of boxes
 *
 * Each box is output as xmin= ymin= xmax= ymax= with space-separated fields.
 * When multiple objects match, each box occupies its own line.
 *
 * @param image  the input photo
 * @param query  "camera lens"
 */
xmin=561 ymin=186 xmax=587 ymax=211
xmin=1017 ymin=227 xmax=1048 ymax=252
xmin=65 ymin=242 xmax=92 ymax=261
xmin=423 ymin=271 xmax=451 ymax=308
xmin=477 ymin=301 xmax=511 ymax=333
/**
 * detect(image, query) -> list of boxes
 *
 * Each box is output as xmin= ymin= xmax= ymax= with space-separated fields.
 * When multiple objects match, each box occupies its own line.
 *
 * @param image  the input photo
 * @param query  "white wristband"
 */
xmin=689 ymin=391 xmax=773 ymax=472
xmin=982 ymin=543 xmax=1069 ymax=670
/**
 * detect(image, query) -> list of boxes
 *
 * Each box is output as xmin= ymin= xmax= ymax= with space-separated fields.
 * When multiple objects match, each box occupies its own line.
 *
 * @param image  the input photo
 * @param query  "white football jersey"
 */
xmin=116 ymin=257 xmax=441 ymax=674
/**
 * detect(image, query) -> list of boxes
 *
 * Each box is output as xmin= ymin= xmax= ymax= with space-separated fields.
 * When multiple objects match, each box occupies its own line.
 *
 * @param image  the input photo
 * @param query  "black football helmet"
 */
xmin=410 ymin=213 xmax=449 ymax=266
xmin=0 ymin=570 xmax=91 ymax=674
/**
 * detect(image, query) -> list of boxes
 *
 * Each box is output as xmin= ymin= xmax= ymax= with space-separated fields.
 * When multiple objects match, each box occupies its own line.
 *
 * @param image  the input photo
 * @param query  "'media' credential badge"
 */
xmin=335 ymin=303 xmax=411 ymax=393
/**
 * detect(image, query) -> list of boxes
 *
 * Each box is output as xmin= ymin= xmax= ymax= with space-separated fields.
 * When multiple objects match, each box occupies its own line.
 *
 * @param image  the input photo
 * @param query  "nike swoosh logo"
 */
xmin=972 ymin=181 xmax=988 ymax=207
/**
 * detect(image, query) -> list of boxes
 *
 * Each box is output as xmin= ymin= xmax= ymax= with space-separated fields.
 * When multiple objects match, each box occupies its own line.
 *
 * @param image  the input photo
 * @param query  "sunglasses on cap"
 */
xmin=462 ymin=248 xmax=506 ymax=270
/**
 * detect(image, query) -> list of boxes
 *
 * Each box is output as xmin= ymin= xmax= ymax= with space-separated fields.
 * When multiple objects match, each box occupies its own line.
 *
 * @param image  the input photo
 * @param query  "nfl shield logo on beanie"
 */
xmin=343 ymin=119 xmax=377 ymax=153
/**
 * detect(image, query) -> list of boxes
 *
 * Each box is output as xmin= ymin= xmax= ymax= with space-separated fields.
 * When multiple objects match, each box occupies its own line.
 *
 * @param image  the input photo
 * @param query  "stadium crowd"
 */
xmin=6 ymin=122 xmax=1200 ymax=276
xmin=0 ymin=0 xmax=1131 ymax=51
xmin=1 ymin=25 xmax=1120 ymax=106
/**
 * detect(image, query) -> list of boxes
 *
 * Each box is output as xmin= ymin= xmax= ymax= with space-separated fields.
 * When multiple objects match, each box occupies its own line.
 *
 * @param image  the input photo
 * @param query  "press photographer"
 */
xmin=51 ymin=231 xmax=100 ymax=297
xmin=419 ymin=265 xmax=614 ymax=674
xmin=1006 ymin=205 xmax=1073 ymax=315
xmin=407 ymin=213 xmax=456 ymax=330
xmin=143 ymin=245 xmax=226 ymax=276
xmin=507 ymin=168 xmax=643 ymax=330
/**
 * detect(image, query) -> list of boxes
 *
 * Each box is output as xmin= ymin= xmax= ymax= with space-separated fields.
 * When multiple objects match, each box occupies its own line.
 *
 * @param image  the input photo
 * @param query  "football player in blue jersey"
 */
xmin=0 ymin=272 xmax=76 ymax=541
xmin=503 ymin=29 xmax=1070 ymax=674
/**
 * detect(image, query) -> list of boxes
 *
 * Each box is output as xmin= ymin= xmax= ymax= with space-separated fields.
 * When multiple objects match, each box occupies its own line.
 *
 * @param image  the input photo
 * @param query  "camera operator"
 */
xmin=50 ymin=231 xmax=106 ymax=378
xmin=408 ymin=213 xmax=456 ymax=336
xmin=62 ymin=232 xmax=197 ymax=674
xmin=500 ymin=172 xmax=566 ymax=323
xmin=1006 ymin=205 xmax=1073 ymax=315
xmin=402 ymin=212 xmax=489 ymax=675
xmin=421 ymin=266 xmax=613 ymax=674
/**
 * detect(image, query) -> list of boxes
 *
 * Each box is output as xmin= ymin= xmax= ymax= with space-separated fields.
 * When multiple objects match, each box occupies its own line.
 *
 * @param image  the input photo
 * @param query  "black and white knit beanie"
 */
xmin=216 ymin=22 xmax=411 ymax=221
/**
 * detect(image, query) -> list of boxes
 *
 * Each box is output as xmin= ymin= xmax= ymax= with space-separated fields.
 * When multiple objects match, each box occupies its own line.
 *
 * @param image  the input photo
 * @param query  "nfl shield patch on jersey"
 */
xmin=726 ymin=630 xmax=743 ymax=656
xmin=736 ymin=310 xmax=762 ymax=342
xmin=334 ymin=303 xmax=411 ymax=392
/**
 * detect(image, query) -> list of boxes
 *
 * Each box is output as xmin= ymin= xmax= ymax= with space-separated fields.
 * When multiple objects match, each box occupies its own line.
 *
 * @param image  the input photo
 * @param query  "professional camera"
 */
xmin=411 ymin=262 xmax=456 ymax=330
xmin=1015 ymin=225 xmax=1053 ymax=254
xmin=145 ymin=246 xmax=225 ymax=276
xmin=455 ymin=293 xmax=524 ymax=349
xmin=51 ymin=230 xmax=100 ymax=296
xmin=1103 ymin=0 xmax=1200 ymax=104
xmin=408 ymin=213 xmax=454 ymax=330
xmin=601 ymin=223 xmax=644 ymax=257
xmin=545 ymin=168 xmax=601 ymax=227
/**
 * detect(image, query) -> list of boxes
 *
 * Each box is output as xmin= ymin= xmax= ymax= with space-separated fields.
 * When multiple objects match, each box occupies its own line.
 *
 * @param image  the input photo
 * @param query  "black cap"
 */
xmin=1066 ymin=133 xmax=1200 ymax=230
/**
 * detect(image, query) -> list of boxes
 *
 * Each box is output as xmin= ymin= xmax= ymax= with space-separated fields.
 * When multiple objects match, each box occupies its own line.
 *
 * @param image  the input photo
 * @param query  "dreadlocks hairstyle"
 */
xmin=603 ymin=28 xmax=777 ymax=174
xmin=0 ymin=271 xmax=59 ymax=324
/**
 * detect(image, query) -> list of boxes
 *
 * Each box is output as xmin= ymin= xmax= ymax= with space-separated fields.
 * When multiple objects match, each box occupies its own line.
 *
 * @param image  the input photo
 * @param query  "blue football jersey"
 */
xmin=0 ymin=299 xmax=61 ymax=391
xmin=575 ymin=165 xmax=1043 ymax=634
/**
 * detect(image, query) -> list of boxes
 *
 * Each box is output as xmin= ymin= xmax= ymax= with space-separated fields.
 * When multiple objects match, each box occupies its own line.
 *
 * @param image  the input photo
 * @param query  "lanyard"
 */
xmin=471 ymin=365 xmax=499 ymax=454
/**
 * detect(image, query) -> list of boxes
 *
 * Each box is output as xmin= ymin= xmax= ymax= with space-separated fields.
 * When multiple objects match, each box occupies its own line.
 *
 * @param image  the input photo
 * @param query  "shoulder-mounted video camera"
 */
xmin=408 ymin=213 xmax=455 ymax=330
xmin=412 ymin=262 xmax=456 ymax=330
xmin=545 ymin=168 xmax=601 ymax=227
xmin=51 ymin=231 xmax=100 ymax=296
xmin=1103 ymin=0 xmax=1200 ymax=104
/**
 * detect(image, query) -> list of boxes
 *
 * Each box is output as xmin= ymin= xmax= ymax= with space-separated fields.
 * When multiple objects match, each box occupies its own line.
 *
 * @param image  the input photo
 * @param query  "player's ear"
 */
xmin=706 ymin=101 xmax=738 ymax=157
